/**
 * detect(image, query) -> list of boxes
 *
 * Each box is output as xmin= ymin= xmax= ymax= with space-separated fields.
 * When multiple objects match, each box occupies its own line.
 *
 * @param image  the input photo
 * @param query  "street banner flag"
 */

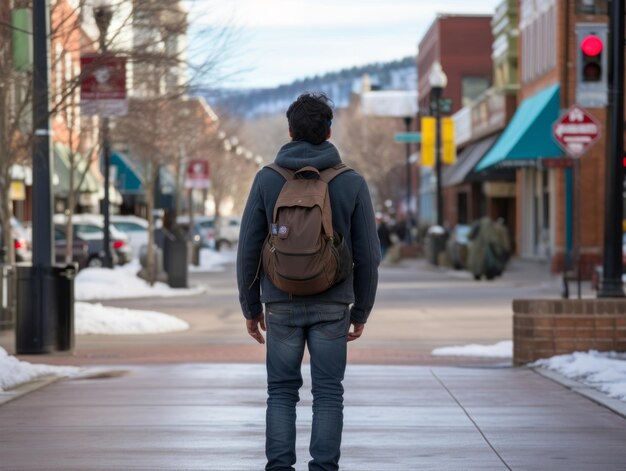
xmin=421 ymin=117 xmax=435 ymax=166
xmin=442 ymin=117 xmax=456 ymax=165
xmin=81 ymin=54 xmax=128 ymax=117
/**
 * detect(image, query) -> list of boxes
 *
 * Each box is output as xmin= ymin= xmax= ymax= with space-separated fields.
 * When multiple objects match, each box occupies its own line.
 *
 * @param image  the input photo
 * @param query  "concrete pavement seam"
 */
xmin=531 ymin=367 xmax=626 ymax=420
xmin=430 ymin=369 xmax=513 ymax=471
xmin=0 ymin=375 xmax=64 ymax=407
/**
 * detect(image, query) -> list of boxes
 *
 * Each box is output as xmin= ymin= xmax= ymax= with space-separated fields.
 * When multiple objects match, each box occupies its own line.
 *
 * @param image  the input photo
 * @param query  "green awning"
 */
xmin=53 ymin=143 xmax=99 ymax=196
xmin=476 ymin=84 xmax=562 ymax=171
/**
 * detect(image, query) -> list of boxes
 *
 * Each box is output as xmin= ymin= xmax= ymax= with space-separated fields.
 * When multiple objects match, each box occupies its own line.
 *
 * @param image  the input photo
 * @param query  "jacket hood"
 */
xmin=274 ymin=140 xmax=342 ymax=170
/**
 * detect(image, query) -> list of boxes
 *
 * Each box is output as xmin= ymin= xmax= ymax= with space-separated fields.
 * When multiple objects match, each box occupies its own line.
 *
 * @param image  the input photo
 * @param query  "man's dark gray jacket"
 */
xmin=236 ymin=140 xmax=380 ymax=324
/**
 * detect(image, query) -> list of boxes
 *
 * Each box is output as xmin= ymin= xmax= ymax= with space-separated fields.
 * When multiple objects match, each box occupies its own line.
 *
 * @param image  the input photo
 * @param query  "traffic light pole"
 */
xmin=598 ymin=0 xmax=625 ymax=298
xmin=403 ymin=116 xmax=413 ymax=245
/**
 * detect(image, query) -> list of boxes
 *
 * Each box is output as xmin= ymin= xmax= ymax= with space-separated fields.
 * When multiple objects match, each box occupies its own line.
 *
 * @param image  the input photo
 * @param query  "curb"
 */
xmin=0 ymin=376 xmax=64 ymax=407
xmin=532 ymin=366 xmax=626 ymax=419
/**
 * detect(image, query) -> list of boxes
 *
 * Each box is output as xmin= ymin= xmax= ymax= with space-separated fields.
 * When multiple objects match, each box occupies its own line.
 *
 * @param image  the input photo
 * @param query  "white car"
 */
xmin=216 ymin=216 xmax=241 ymax=249
xmin=176 ymin=215 xmax=240 ymax=250
xmin=110 ymin=215 xmax=149 ymax=257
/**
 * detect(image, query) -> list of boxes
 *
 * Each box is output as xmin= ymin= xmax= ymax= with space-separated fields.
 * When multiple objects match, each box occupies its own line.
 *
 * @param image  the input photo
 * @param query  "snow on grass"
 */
xmin=0 ymin=347 xmax=80 ymax=392
xmin=533 ymin=351 xmax=626 ymax=402
xmin=431 ymin=340 xmax=513 ymax=358
xmin=189 ymin=248 xmax=237 ymax=273
xmin=75 ymin=260 xmax=204 ymax=301
xmin=75 ymin=302 xmax=189 ymax=335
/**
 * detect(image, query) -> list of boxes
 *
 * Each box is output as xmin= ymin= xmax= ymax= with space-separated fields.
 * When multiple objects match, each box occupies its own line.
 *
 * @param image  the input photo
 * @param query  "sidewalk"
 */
xmin=1 ymin=363 xmax=625 ymax=470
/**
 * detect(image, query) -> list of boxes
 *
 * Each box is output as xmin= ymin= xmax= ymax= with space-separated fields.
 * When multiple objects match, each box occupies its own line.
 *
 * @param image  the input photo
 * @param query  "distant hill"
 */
xmin=200 ymin=56 xmax=417 ymax=119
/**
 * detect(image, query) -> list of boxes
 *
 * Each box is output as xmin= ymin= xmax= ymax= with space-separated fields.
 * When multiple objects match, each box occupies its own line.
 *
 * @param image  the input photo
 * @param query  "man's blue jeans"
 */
xmin=265 ymin=302 xmax=350 ymax=471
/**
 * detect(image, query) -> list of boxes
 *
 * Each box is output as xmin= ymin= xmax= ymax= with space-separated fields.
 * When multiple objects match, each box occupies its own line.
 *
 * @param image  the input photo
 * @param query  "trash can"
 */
xmin=0 ymin=264 xmax=15 ymax=331
xmin=15 ymin=264 xmax=77 ymax=354
xmin=426 ymin=225 xmax=448 ymax=266
xmin=163 ymin=232 xmax=188 ymax=288
xmin=16 ymin=265 xmax=53 ymax=354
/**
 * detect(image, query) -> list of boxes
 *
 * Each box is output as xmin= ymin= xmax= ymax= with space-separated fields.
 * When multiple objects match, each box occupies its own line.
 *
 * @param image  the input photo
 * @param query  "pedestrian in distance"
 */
xmin=376 ymin=212 xmax=392 ymax=259
xmin=467 ymin=216 xmax=507 ymax=281
xmin=237 ymin=92 xmax=381 ymax=471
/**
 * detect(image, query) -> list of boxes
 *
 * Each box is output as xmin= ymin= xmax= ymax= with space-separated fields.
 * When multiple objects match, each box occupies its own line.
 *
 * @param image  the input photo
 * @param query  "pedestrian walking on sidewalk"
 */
xmin=237 ymin=92 xmax=381 ymax=471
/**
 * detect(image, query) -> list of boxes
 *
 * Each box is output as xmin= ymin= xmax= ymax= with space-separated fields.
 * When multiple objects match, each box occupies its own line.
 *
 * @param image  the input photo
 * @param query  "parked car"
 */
xmin=176 ymin=215 xmax=215 ymax=248
xmin=11 ymin=217 xmax=32 ymax=263
xmin=0 ymin=217 xmax=32 ymax=263
xmin=111 ymin=215 xmax=149 ymax=258
xmin=53 ymin=214 xmax=132 ymax=265
xmin=53 ymin=225 xmax=89 ymax=270
xmin=175 ymin=215 xmax=241 ymax=250
xmin=216 ymin=216 xmax=241 ymax=249
xmin=446 ymin=224 xmax=471 ymax=270
xmin=54 ymin=224 xmax=119 ymax=268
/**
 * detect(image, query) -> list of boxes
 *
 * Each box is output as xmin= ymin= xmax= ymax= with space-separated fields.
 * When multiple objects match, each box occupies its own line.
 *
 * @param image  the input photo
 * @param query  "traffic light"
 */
xmin=576 ymin=24 xmax=608 ymax=107
xmin=580 ymin=34 xmax=603 ymax=82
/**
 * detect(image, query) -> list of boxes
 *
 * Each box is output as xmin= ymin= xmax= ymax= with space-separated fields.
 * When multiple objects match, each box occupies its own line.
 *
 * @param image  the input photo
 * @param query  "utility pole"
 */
xmin=17 ymin=0 xmax=54 ymax=353
xmin=598 ymin=0 xmax=625 ymax=298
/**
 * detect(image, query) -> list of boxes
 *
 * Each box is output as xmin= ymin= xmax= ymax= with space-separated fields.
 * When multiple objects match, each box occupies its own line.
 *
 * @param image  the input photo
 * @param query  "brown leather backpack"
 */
xmin=262 ymin=163 xmax=352 ymax=296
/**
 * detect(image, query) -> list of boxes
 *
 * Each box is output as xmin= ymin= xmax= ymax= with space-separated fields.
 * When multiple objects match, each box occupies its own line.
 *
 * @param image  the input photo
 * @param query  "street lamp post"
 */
xmin=598 ymin=0 xmax=625 ymax=297
xmin=94 ymin=4 xmax=113 ymax=268
xmin=360 ymin=90 xmax=419 ymax=243
xmin=429 ymin=61 xmax=448 ymax=227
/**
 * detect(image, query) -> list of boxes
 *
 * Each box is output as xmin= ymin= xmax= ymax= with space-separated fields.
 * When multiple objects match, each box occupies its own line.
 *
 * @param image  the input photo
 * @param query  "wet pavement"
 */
xmin=1 ymin=363 xmax=625 ymax=470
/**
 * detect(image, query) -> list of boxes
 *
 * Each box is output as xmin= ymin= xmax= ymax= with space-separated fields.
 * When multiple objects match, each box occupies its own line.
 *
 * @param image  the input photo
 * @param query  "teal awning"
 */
xmin=476 ymin=84 xmax=562 ymax=171
xmin=111 ymin=151 xmax=143 ymax=194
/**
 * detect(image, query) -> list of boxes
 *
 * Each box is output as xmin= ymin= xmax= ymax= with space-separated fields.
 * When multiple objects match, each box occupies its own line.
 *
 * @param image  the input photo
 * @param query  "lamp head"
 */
xmin=93 ymin=2 xmax=113 ymax=37
xmin=428 ymin=61 xmax=448 ymax=90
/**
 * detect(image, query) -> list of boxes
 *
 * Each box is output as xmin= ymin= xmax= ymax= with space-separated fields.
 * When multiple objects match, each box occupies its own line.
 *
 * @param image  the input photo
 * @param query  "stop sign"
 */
xmin=552 ymin=104 xmax=601 ymax=158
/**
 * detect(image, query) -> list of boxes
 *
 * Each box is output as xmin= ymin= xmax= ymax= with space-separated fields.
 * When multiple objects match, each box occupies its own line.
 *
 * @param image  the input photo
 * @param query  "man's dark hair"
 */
xmin=286 ymin=92 xmax=334 ymax=145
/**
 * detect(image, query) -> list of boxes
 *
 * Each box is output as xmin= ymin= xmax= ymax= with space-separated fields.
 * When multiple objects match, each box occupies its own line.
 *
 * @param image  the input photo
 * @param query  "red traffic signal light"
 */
xmin=581 ymin=35 xmax=604 ymax=56
xmin=580 ymin=34 xmax=604 ymax=82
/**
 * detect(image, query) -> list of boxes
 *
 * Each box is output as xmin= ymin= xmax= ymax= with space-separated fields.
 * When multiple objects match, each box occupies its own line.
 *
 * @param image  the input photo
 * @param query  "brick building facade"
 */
xmin=417 ymin=15 xmax=494 ymax=226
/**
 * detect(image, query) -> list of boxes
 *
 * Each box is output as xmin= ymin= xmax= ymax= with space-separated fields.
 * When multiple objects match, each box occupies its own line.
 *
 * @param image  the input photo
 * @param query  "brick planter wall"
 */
xmin=513 ymin=299 xmax=626 ymax=365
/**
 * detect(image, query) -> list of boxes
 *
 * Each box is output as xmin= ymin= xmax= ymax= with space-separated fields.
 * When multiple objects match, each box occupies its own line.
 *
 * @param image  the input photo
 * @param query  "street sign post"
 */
xmin=552 ymin=104 xmax=601 ymax=300
xmin=552 ymin=104 xmax=601 ymax=158
xmin=394 ymin=132 xmax=421 ymax=143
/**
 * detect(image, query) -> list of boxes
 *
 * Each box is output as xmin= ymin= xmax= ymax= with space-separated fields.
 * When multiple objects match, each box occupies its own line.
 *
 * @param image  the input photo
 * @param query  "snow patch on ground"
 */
xmin=75 ymin=260 xmax=204 ymax=301
xmin=0 ymin=347 xmax=80 ymax=392
xmin=534 ymin=351 xmax=626 ymax=402
xmin=431 ymin=340 xmax=513 ymax=358
xmin=75 ymin=302 xmax=189 ymax=335
xmin=189 ymin=249 xmax=237 ymax=273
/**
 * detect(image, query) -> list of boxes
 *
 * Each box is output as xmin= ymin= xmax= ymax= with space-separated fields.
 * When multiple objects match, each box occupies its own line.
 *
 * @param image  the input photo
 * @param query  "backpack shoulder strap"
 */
xmin=265 ymin=163 xmax=295 ymax=181
xmin=320 ymin=163 xmax=352 ymax=184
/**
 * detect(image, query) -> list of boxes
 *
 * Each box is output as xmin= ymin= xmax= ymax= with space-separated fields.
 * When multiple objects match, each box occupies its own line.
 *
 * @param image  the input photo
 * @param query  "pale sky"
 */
xmin=186 ymin=0 xmax=501 ymax=89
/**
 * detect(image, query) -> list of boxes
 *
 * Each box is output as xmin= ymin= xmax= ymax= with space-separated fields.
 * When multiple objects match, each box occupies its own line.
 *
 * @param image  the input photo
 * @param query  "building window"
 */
xmin=577 ymin=0 xmax=608 ymax=15
xmin=462 ymin=77 xmax=490 ymax=107
xmin=520 ymin=1 xmax=557 ymax=84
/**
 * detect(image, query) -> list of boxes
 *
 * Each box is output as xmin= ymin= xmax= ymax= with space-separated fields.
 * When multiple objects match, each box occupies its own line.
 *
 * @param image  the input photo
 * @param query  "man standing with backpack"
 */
xmin=237 ymin=92 xmax=381 ymax=471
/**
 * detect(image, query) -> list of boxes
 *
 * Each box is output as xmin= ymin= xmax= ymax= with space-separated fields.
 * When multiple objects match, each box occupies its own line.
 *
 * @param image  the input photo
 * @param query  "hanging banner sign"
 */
xmin=185 ymin=160 xmax=210 ymax=189
xmin=80 ymin=54 xmax=127 ymax=117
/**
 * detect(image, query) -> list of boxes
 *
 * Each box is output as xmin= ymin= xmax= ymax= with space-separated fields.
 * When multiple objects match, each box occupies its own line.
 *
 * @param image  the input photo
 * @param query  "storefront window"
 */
xmin=577 ymin=0 xmax=608 ymax=14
